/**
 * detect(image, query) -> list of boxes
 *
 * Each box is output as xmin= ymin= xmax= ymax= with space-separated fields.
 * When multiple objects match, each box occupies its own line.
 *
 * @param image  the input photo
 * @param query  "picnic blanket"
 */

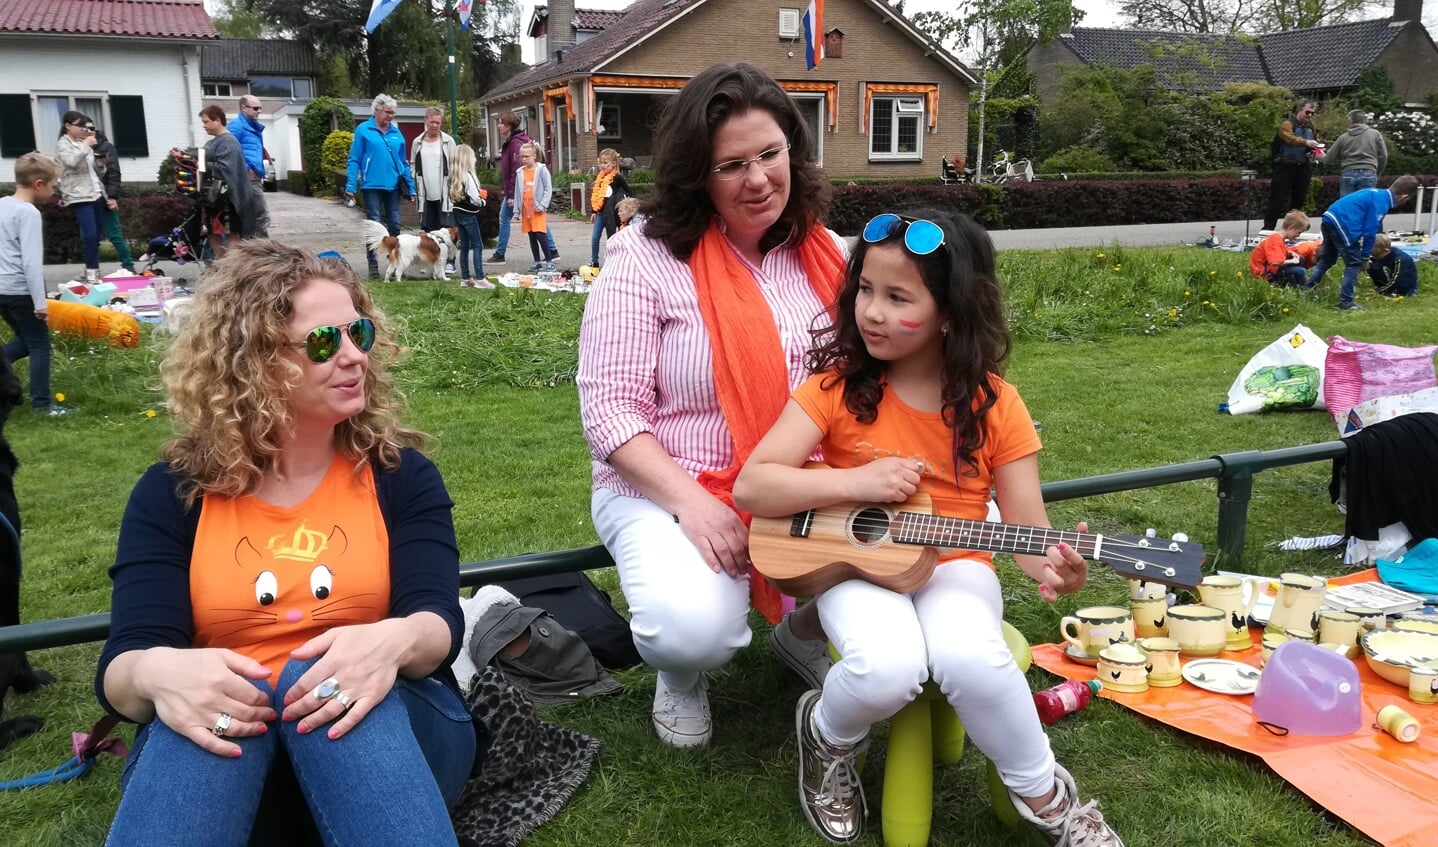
xmin=1033 ymin=570 xmax=1438 ymax=847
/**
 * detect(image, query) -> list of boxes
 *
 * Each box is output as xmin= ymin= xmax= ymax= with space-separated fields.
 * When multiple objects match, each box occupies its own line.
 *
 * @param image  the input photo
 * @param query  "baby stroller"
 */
xmin=137 ymin=148 xmax=212 ymax=274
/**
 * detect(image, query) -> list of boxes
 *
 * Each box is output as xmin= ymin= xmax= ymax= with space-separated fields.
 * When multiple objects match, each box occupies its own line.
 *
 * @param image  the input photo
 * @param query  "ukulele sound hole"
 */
xmin=850 ymin=507 xmax=892 ymax=546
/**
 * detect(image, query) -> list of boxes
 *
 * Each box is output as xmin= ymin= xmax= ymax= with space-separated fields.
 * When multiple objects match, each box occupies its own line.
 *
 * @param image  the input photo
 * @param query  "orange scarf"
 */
xmin=590 ymin=170 xmax=615 ymax=213
xmin=689 ymin=221 xmax=846 ymax=622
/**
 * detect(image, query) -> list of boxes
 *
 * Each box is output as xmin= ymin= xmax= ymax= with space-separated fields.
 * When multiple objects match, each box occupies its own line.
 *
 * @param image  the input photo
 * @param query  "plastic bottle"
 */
xmin=1033 ymin=679 xmax=1102 ymax=725
xmin=1209 ymin=225 xmax=1217 ymax=246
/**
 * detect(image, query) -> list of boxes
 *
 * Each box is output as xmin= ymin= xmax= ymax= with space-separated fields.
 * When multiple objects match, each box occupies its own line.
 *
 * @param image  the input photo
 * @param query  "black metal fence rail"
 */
xmin=0 ymin=440 xmax=1347 ymax=654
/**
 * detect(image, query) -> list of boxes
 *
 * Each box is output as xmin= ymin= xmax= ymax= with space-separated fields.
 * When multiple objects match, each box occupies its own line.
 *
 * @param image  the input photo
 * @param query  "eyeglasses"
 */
xmin=710 ymin=143 xmax=790 ymax=181
xmin=83 ymin=125 xmax=96 ymax=132
xmin=284 ymin=318 xmax=376 ymax=363
xmin=243 ymin=104 xmax=261 ymax=112
xmin=862 ymin=213 xmax=945 ymax=255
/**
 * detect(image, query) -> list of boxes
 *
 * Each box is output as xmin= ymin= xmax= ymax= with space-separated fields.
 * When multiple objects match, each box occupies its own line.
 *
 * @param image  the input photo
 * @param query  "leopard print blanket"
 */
xmin=451 ymin=665 xmax=600 ymax=846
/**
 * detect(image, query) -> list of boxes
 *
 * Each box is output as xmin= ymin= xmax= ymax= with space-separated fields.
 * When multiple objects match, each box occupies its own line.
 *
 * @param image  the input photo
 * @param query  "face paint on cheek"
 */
xmin=897 ymin=319 xmax=924 ymax=331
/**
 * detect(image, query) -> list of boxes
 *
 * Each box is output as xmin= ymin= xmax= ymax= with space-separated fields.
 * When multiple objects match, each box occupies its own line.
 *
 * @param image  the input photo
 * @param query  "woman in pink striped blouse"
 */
xmin=577 ymin=63 xmax=844 ymax=748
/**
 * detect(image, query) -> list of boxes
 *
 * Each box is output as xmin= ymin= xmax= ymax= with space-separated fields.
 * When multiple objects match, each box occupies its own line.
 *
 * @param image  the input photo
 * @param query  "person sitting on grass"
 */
xmin=1367 ymin=233 xmax=1418 ymax=298
xmin=1250 ymin=210 xmax=1316 ymax=288
xmin=1307 ymin=174 xmax=1418 ymax=311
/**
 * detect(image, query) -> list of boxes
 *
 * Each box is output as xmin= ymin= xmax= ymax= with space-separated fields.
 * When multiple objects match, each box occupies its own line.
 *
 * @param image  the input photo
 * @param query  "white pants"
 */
xmin=592 ymin=488 xmax=753 ymax=691
xmin=814 ymin=559 xmax=1056 ymax=798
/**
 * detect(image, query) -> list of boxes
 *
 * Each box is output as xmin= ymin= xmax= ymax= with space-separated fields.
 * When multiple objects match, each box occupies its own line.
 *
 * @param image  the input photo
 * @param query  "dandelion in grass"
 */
xmin=55 ymin=392 xmax=64 ymax=402
xmin=1096 ymin=253 xmax=1105 ymax=258
xmin=1282 ymin=307 xmax=1290 ymax=313
xmin=1184 ymin=290 xmax=1191 ymax=296
xmin=1113 ymin=265 xmax=1121 ymax=271
xmin=144 ymin=409 xmax=157 ymax=418
xmin=1210 ymin=271 xmax=1217 ymax=276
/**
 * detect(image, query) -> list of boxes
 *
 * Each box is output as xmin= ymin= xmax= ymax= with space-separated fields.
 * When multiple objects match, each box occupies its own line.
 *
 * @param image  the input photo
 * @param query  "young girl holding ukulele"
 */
xmin=733 ymin=210 xmax=1123 ymax=846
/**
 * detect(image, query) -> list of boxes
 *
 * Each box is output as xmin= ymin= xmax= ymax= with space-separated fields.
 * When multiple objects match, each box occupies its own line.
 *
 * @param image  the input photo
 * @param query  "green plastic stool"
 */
xmin=879 ymin=620 xmax=1031 ymax=847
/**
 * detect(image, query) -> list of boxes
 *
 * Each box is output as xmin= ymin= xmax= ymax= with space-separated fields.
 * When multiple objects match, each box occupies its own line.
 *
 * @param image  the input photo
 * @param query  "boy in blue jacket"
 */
xmin=1307 ymin=175 xmax=1418 ymax=310
xmin=344 ymin=94 xmax=417 ymax=277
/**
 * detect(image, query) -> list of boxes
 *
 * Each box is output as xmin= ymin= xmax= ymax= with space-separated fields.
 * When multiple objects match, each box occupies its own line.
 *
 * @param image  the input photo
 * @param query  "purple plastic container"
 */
xmin=1252 ymin=641 xmax=1362 ymax=736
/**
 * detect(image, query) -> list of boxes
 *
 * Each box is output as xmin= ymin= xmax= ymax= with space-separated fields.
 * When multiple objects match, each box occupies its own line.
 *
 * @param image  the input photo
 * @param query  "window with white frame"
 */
xmin=36 ymin=94 xmax=106 ymax=150
xmin=597 ymin=103 xmax=621 ymax=139
xmin=203 ymin=82 xmax=233 ymax=97
xmin=0 ymin=92 xmax=149 ymax=158
xmin=869 ymin=96 xmax=924 ymax=159
xmin=790 ymin=94 xmax=825 ymax=166
xmin=248 ymin=76 xmax=313 ymax=99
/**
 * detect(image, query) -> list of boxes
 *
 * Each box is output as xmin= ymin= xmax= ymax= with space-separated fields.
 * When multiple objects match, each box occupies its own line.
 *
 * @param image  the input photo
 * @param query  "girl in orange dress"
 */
xmin=516 ymin=142 xmax=557 ymax=271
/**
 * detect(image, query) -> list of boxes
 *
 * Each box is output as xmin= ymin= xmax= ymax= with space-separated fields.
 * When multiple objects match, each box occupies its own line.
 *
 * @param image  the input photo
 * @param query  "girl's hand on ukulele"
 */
xmin=1036 ymin=521 xmax=1090 ymax=603
xmin=850 ymin=457 xmax=922 ymax=503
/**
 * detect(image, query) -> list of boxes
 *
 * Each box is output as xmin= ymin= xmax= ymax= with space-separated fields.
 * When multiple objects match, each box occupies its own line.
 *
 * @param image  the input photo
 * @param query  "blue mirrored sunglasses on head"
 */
xmin=285 ymin=318 xmax=376 ymax=363
xmin=862 ymin=213 xmax=945 ymax=255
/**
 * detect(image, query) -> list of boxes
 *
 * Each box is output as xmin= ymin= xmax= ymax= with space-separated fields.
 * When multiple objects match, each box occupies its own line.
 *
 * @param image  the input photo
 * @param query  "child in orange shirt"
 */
xmin=515 ymin=142 xmax=557 ymax=271
xmin=1250 ymin=210 xmax=1318 ymax=288
xmin=734 ymin=210 xmax=1120 ymax=847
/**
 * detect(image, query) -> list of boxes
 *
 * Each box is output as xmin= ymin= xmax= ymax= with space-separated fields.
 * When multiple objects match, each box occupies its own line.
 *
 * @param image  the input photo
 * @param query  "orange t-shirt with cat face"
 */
xmin=189 ymin=454 xmax=390 ymax=685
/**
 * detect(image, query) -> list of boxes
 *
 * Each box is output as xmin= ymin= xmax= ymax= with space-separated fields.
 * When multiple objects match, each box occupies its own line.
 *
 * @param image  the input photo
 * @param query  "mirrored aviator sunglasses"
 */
xmin=289 ymin=318 xmax=376 ymax=363
xmin=862 ymin=213 xmax=945 ymax=256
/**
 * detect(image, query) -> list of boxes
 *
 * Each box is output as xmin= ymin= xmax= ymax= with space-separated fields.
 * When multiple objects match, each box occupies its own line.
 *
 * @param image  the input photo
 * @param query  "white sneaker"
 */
xmin=1011 ymin=763 xmax=1125 ymax=846
xmin=770 ymin=611 xmax=833 ymax=689
xmin=651 ymin=673 xmax=711 ymax=748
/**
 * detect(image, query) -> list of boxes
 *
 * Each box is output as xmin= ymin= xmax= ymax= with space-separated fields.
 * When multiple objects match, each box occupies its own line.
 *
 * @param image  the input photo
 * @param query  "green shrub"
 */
xmin=321 ymin=130 xmax=354 ymax=196
xmin=301 ymin=97 xmax=354 ymax=197
xmin=285 ymin=170 xmax=308 ymax=196
xmin=40 ymin=195 xmax=193 ymax=263
xmin=1039 ymin=146 xmax=1115 ymax=174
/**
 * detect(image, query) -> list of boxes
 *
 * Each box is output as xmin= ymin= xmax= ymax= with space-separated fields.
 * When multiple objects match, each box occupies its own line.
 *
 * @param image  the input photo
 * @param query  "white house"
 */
xmin=0 ymin=0 xmax=218 ymax=185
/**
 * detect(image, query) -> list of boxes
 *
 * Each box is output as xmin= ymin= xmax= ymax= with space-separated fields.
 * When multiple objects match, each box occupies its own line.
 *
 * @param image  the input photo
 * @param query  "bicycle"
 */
xmin=989 ymin=151 xmax=1034 ymax=184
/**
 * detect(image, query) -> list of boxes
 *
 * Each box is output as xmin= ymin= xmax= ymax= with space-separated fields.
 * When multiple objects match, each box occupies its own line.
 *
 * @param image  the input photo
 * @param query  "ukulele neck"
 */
xmin=891 ymin=512 xmax=1101 ymax=559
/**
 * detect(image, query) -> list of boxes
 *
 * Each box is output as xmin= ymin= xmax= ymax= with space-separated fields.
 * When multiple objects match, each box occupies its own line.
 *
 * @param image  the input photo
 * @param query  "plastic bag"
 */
xmin=1223 ymin=324 xmax=1328 ymax=415
xmin=1323 ymin=335 xmax=1438 ymax=422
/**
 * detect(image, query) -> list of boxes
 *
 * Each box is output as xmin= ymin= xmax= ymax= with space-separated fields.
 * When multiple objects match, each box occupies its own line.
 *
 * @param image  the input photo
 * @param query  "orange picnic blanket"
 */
xmin=1034 ymin=570 xmax=1438 ymax=847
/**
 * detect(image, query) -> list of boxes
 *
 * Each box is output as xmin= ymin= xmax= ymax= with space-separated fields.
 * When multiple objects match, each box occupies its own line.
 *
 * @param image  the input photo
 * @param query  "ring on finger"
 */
xmin=313 ymin=677 xmax=342 ymax=702
xmin=334 ymin=691 xmax=353 ymax=710
xmin=212 ymin=712 xmax=233 ymax=737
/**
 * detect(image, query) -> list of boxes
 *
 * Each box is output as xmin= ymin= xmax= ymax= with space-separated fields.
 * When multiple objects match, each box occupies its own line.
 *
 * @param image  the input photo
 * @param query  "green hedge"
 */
xmin=38 ymin=194 xmax=195 ymax=263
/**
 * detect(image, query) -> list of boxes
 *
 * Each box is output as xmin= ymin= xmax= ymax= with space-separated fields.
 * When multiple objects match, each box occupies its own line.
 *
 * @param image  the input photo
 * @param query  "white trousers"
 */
xmin=813 ymin=559 xmax=1057 ymax=798
xmin=591 ymin=488 xmax=753 ymax=692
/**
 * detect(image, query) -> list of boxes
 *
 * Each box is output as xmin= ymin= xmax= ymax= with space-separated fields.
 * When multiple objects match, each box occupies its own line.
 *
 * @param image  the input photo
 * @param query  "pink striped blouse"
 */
xmin=577 ymin=220 xmax=846 ymax=498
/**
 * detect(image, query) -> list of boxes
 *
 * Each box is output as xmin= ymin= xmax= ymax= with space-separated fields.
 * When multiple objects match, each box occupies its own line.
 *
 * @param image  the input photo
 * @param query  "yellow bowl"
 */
xmin=1392 ymin=619 xmax=1438 ymax=636
xmin=1361 ymin=629 xmax=1438 ymax=686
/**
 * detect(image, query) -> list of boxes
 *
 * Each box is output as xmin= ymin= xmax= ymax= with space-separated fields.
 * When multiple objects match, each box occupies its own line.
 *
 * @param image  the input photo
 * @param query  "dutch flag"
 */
xmin=801 ymin=0 xmax=823 ymax=70
xmin=365 ymin=0 xmax=405 ymax=33
xmin=458 ymin=0 xmax=474 ymax=31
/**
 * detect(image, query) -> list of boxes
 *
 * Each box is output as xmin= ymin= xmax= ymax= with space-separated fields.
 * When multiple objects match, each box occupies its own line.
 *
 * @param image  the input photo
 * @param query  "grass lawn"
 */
xmin=0 ymin=244 xmax=1432 ymax=846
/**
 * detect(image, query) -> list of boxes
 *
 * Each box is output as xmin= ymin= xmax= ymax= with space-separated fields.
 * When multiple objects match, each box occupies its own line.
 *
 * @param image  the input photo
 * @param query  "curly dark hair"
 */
xmin=807 ymin=209 xmax=1011 ymax=476
xmin=643 ymin=62 xmax=830 ymax=261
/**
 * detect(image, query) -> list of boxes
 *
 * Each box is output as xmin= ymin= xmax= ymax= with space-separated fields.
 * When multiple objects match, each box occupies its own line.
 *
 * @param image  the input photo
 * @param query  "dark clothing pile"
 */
xmin=1330 ymin=412 xmax=1438 ymax=542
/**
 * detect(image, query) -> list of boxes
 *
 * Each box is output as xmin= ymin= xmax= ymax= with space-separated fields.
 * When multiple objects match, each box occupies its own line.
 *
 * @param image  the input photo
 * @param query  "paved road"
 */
xmin=43 ymin=190 xmax=1268 ymax=287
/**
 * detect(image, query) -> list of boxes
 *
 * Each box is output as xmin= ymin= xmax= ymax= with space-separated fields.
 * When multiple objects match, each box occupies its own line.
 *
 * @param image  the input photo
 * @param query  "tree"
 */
xmin=1256 ymin=0 xmax=1385 ymax=31
xmin=1116 ymin=0 xmax=1384 ymax=33
xmin=911 ymin=0 xmax=1080 ymax=177
xmin=212 ymin=0 xmax=265 ymax=38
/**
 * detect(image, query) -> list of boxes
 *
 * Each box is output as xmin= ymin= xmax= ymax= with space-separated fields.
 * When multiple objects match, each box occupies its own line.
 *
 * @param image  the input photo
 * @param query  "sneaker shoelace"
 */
xmin=1055 ymin=797 xmax=1116 ymax=847
xmin=815 ymin=746 xmax=865 ymax=815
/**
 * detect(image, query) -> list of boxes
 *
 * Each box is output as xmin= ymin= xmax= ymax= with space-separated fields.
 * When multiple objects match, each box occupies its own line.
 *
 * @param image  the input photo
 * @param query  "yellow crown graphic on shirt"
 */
xmin=267 ymin=522 xmax=329 ymax=562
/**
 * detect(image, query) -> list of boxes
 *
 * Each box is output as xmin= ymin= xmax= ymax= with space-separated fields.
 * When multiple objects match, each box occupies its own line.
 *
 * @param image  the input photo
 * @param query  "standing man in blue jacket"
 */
xmin=345 ymin=94 xmax=417 ymax=277
xmin=1307 ymin=174 xmax=1417 ymax=311
xmin=227 ymin=95 xmax=270 ymax=237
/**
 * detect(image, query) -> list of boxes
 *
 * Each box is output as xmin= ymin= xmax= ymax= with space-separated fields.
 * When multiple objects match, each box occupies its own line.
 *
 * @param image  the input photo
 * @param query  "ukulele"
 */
xmin=749 ymin=466 xmax=1205 ymax=596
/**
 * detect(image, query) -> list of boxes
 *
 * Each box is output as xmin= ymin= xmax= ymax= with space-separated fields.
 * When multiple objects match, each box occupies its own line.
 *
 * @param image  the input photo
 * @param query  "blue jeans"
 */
xmin=0 ymin=295 xmax=54 ymax=409
xmin=496 ymin=196 xmax=556 ymax=257
xmin=455 ymin=212 xmax=483 ymax=279
xmin=106 ymin=657 xmax=475 ymax=847
xmin=71 ymin=199 xmax=105 ymax=270
xmin=1270 ymin=264 xmax=1308 ymax=288
xmin=361 ymin=188 xmax=404 ymax=271
xmin=1339 ymin=169 xmax=1378 ymax=197
xmin=590 ymin=213 xmax=615 ymax=266
xmin=1309 ymin=219 xmax=1367 ymax=307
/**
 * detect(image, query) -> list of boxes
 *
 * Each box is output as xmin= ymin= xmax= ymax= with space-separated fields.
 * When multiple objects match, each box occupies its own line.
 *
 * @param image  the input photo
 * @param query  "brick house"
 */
xmin=476 ymin=0 xmax=975 ymax=179
xmin=0 ymin=0 xmax=218 ymax=184
xmin=1028 ymin=0 xmax=1438 ymax=105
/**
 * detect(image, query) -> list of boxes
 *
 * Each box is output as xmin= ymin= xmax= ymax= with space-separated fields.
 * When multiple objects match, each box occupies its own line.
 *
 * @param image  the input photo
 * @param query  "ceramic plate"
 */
xmin=1063 ymin=644 xmax=1100 ymax=667
xmin=1181 ymin=659 xmax=1261 ymax=695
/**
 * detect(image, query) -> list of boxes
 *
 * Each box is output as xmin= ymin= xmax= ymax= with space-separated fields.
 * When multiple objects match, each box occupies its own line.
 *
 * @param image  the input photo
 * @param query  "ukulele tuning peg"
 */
xmin=1172 ymin=532 xmax=1189 ymax=543
xmin=1144 ymin=528 xmax=1157 ymax=538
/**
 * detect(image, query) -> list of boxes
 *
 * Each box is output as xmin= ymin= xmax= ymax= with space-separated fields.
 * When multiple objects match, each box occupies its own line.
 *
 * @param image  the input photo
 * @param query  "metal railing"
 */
xmin=0 ymin=440 xmax=1348 ymax=654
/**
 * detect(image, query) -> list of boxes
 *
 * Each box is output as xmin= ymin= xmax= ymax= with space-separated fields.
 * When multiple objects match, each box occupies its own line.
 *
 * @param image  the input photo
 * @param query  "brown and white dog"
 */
xmin=361 ymin=220 xmax=458 ymax=282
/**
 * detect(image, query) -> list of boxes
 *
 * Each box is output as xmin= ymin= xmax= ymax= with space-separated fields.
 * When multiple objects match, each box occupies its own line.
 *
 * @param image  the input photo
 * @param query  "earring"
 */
xmin=941 ymin=325 xmax=949 ymax=335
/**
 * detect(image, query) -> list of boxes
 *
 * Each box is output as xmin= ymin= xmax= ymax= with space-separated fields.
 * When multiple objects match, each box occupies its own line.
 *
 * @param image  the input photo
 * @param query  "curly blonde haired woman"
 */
xmin=97 ymin=241 xmax=476 ymax=847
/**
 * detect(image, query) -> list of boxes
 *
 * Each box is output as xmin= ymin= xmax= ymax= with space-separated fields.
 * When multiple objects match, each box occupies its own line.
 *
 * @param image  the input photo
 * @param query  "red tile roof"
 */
xmin=573 ymin=8 xmax=626 ymax=31
xmin=0 ymin=0 xmax=219 ymax=40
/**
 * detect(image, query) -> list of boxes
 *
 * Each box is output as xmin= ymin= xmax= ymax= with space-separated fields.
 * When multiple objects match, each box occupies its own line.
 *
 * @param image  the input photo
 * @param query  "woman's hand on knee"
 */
xmin=675 ymin=494 xmax=752 ymax=577
xmin=281 ymin=622 xmax=404 ymax=739
xmin=142 ymin=647 xmax=275 ymax=757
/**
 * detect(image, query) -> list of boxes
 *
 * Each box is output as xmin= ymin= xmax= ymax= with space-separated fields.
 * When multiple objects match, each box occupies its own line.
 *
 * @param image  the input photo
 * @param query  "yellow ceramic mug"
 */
xmin=1347 ymin=606 xmax=1386 ymax=634
xmin=1060 ymin=606 xmax=1135 ymax=659
xmin=1166 ymin=604 xmax=1228 ymax=657
xmin=1260 ymin=632 xmax=1288 ymax=667
xmin=1097 ymin=642 xmax=1149 ymax=693
xmin=1198 ymin=575 xmax=1259 ymax=650
xmin=1138 ymin=637 xmax=1181 ymax=687
xmin=1410 ymin=667 xmax=1438 ymax=705
xmin=1131 ymin=595 xmax=1169 ymax=639
xmin=1317 ymin=610 xmax=1361 ymax=648
xmin=1127 ymin=577 xmax=1167 ymax=602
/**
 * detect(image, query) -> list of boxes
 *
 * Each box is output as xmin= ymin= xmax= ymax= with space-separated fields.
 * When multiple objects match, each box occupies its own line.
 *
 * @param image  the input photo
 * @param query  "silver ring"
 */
xmin=334 ymin=691 xmax=353 ymax=709
xmin=212 ymin=713 xmax=233 ymax=737
xmin=313 ymin=677 xmax=342 ymax=702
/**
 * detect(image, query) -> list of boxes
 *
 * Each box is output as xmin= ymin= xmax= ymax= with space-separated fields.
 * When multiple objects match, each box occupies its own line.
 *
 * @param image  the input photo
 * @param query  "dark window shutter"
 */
xmin=110 ymin=95 xmax=149 ymax=157
xmin=0 ymin=95 xmax=36 ymax=158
